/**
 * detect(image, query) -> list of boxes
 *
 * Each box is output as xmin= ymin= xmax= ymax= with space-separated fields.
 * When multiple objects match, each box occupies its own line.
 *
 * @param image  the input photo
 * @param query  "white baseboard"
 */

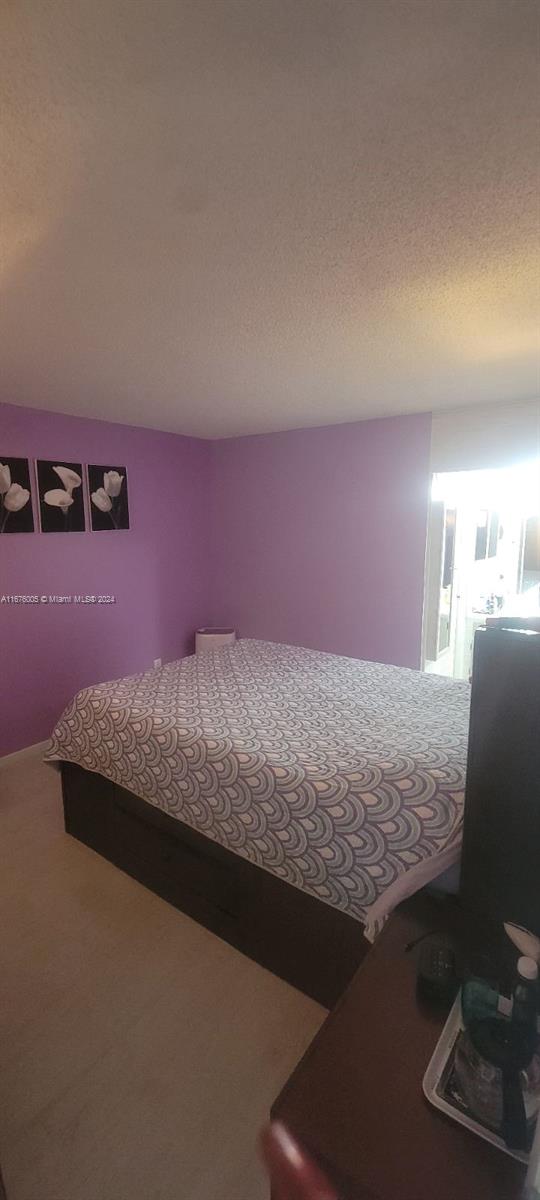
xmin=0 ymin=740 xmax=49 ymax=770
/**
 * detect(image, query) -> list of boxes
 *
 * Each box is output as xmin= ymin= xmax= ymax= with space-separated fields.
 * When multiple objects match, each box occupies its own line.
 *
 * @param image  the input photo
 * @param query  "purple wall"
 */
xmin=0 ymin=403 xmax=211 ymax=755
xmin=1 ymin=404 xmax=431 ymax=757
xmin=210 ymin=413 xmax=431 ymax=669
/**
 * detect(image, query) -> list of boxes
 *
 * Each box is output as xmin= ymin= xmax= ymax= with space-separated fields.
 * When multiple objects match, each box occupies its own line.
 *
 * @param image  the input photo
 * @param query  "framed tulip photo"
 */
xmin=88 ymin=465 xmax=130 ymax=531
xmin=36 ymin=460 xmax=86 ymax=533
xmin=0 ymin=456 xmax=35 ymax=533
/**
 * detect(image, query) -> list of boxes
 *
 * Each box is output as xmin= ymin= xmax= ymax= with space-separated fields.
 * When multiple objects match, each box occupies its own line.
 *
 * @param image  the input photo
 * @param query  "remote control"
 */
xmin=417 ymin=938 xmax=460 ymax=1008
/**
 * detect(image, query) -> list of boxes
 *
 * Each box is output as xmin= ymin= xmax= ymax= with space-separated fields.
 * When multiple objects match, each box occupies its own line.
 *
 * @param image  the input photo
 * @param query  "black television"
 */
xmin=460 ymin=623 xmax=540 ymax=937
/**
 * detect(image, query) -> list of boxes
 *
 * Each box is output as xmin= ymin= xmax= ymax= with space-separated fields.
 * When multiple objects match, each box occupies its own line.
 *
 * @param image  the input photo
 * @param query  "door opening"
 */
xmin=422 ymin=459 xmax=540 ymax=679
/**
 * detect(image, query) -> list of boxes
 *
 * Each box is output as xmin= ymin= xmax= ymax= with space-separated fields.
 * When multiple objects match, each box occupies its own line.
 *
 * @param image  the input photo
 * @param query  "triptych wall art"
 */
xmin=0 ymin=459 xmax=130 ymax=534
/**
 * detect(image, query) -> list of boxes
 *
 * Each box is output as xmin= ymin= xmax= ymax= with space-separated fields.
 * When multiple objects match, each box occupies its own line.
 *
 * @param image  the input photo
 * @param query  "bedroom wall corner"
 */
xmin=208 ymin=412 xmax=432 ymax=669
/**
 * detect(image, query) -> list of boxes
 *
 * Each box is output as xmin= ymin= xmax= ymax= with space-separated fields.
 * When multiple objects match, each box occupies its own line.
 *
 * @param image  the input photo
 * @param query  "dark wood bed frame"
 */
xmin=61 ymin=762 xmax=368 ymax=1007
xmin=60 ymin=622 xmax=540 ymax=1014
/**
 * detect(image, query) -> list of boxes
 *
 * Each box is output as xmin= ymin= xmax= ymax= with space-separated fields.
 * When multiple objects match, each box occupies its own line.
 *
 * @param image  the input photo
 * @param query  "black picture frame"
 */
xmin=0 ymin=456 xmax=35 ymax=534
xmin=88 ymin=465 xmax=130 ymax=531
xmin=36 ymin=460 xmax=86 ymax=533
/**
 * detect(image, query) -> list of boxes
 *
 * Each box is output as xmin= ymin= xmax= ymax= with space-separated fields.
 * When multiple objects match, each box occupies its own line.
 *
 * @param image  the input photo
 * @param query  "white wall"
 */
xmin=430 ymin=400 xmax=540 ymax=473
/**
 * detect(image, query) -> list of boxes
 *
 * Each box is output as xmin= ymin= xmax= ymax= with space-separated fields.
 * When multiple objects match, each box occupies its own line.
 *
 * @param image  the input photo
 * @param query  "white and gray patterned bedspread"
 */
xmin=45 ymin=639 xmax=470 ymax=934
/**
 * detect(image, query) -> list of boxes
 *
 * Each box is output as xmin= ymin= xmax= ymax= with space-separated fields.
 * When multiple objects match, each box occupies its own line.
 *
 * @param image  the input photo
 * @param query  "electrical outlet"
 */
xmin=153 ymin=657 xmax=162 ymax=669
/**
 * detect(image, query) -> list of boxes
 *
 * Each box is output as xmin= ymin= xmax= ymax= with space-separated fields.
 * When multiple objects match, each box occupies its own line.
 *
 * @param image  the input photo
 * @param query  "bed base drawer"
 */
xmin=111 ymin=788 xmax=244 ymax=918
xmin=61 ymin=762 xmax=368 ymax=1007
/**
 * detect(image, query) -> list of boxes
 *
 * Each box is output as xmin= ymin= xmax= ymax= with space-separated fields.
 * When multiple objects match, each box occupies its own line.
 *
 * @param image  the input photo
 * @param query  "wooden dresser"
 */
xmin=272 ymin=893 xmax=526 ymax=1199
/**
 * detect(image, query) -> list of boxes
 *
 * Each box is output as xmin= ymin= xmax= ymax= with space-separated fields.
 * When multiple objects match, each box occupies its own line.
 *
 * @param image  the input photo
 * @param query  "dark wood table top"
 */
xmin=272 ymin=893 xmax=526 ymax=1200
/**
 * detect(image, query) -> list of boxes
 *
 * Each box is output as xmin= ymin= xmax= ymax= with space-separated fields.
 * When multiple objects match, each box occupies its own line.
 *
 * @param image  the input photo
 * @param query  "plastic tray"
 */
xmin=422 ymin=993 xmax=530 ymax=1164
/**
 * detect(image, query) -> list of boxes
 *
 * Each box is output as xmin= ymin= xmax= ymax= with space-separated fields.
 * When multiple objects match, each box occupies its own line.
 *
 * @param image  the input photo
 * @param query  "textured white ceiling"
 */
xmin=1 ymin=0 xmax=539 ymax=438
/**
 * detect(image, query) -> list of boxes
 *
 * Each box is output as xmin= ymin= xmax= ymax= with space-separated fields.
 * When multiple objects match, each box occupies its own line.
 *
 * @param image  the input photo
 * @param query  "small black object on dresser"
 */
xmin=416 ymin=937 xmax=460 ymax=1008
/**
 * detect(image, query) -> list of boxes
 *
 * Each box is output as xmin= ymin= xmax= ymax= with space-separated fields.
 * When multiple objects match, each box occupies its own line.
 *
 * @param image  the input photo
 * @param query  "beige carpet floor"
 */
xmin=0 ymin=752 xmax=324 ymax=1200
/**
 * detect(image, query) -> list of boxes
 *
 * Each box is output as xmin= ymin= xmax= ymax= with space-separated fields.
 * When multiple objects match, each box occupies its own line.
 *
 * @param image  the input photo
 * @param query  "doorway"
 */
xmin=422 ymin=459 xmax=540 ymax=679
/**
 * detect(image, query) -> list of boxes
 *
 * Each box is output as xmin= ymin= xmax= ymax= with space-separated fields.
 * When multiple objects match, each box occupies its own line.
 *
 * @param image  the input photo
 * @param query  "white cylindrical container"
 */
xmin=195 ymin=627 xmax=236 ymax=655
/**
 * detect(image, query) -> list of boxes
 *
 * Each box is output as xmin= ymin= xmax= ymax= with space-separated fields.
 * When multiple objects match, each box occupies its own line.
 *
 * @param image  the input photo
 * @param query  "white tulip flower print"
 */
xmin=4 ymin=483 xmax=31 ymax=512
xmin=91 ymin=486 xmax=113 ymax=514
xmin=0 ymin=463 xmax=12 ymax=495
xmin=2 ymin=482 xmax=31 ymax=533
xmin=89 ymin=464 xmax=129 ymax=530
xmin=103 ymin=470 xmax=124 ymax=498
xmin=0 ymin=459 xmax=33 ymax=533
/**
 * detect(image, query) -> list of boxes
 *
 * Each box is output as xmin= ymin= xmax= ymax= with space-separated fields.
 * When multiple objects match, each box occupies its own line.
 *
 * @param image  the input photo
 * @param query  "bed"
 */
xmin=45 ymin=640 xmax=470 ymax=1006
